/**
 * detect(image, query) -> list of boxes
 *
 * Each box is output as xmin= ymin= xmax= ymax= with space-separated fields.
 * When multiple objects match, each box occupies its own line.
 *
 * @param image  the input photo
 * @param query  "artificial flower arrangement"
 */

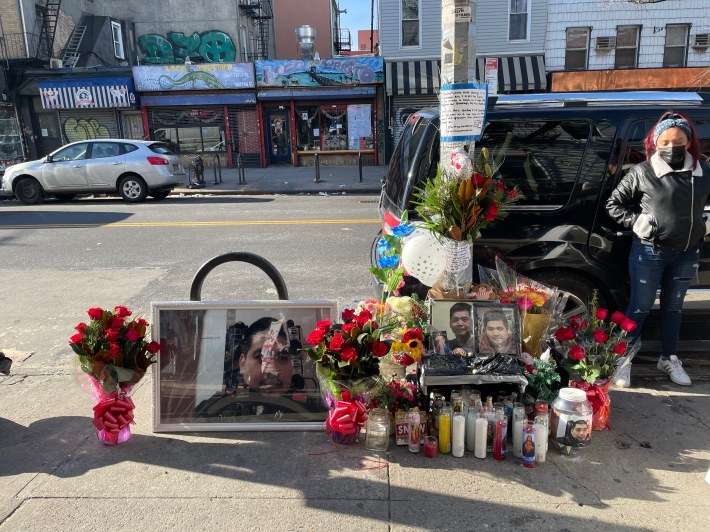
xmin=553 ymin=291 xmax=638 ymax=430
xmin=519 ymin=351 xmax=561 ymax=410
xmin=69 ymin=305 xmax=160 ymax=445
xmin=367 ymin=378 xmax=420 ymax=415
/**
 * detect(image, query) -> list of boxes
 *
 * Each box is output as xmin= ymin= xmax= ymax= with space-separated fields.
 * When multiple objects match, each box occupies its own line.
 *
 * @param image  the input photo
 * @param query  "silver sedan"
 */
xmin=0 ymin=140 xmax=186 ymax=204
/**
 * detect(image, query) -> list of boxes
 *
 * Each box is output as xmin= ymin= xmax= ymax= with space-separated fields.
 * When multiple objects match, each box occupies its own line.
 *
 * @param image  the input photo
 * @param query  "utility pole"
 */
xmin=439 ymin=0 xmax=479 ymax=180
xmin=370 ymin=0 xmax=375 ymax=53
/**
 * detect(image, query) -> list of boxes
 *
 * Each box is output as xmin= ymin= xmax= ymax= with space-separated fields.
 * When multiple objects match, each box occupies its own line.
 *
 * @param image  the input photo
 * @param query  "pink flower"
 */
xmin=593 ymin=328 xmax=609 ymax=344
xmin=517 ymin=296 xmax=534 ymax=312
xmin=569 ymin=346 xmax=586 ymax=360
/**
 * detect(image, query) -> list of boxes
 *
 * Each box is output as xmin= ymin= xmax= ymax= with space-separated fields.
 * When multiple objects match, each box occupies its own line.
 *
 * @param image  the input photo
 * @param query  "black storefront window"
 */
xmin=148 ymin=108 xmax=226 ymax=154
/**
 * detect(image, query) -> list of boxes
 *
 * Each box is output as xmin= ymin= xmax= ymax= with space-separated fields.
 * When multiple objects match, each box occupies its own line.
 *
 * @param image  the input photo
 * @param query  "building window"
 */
xmin=509 ymin=0 xmax=529 ymax=41
xmin=615 ymin=25 xmax=640 ymax=69
xmin=401 ymin=0 xmax=419 ymax=47
xmin=111 ymin=21 xmax=125 ymax=60
xmin=664 ymin=24 xmax=689 ymax=67
xmin=565 ymin=27 xmax=590 ymax=70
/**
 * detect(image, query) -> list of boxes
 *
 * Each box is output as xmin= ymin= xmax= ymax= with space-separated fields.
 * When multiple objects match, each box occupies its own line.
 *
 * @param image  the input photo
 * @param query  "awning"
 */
xmin=551 ymin=67 xmax=709 ymax=92
xmin=385 ymin=56 xmax=547 ymax=95
xmin=476 ymin=56 xmax=547 ymax=93
xmin=140 ymin=93 xmax=256 ymax=106
xmin=386 ymin=60 xmax=440 ymax=96
xmin=257 ymin=87 xmax=376 ymax=100
xmin=39 ymin=77 xmax=138 ymax=109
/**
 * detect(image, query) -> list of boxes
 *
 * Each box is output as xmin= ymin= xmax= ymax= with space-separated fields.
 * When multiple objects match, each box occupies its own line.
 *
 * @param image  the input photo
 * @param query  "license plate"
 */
xmin=173 ymin=164 xmax=179 ymax=171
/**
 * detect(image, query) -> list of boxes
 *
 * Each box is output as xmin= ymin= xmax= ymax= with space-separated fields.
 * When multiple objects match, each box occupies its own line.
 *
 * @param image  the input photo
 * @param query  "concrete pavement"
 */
xmin=171 ymin=164 xmax=386 ymax=196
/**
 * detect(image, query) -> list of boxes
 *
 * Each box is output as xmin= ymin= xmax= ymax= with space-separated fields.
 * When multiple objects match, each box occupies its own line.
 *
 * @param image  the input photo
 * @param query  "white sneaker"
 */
xmin=613 ymin=361 xmax=632 ymax=388
xmin=657 ymin=355 xmax=692 ymax=386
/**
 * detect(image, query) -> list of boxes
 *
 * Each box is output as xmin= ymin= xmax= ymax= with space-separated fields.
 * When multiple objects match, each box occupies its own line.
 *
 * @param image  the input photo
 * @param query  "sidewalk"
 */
xmin=172 ymin=164 xmax=387 ymax=196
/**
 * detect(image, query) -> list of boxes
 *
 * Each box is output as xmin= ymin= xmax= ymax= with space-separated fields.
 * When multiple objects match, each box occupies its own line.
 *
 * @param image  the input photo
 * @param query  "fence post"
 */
xmin=237 ymin=154 xmax=246 ymax=184
xmin=313 ymin=152 xmax=321 ymax=183
xmin=358 ymin=151 xmax=363 ymax=183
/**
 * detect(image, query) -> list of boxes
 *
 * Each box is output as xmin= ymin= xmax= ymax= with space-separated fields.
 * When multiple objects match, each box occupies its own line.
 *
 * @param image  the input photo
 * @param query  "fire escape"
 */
xmin=238 ymin=0 xmax=273 ymax=61
xmin=332 ymin=2 xmax=350 ymax=56
xmin=36 ymin=0 xmax=61 ymax=61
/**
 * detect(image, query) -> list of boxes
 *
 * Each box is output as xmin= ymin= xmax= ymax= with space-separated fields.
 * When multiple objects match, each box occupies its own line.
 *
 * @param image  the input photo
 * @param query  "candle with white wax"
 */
xmin=474 ymin=412 xmax=487 ymax=459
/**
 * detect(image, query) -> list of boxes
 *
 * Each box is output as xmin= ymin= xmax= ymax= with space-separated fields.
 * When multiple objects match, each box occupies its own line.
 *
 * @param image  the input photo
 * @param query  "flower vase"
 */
xmin=89 ymin=378 xmax=135 ymax=446
xmin=569 ymin=379 xmax=611 ymax=431
xmin=378 ymin=358 xmax=406 ymax=382
xmin=436 ymin=238 xmax=474 ymax=295
xmin=521 ymin=311 xmax=552 ymax=358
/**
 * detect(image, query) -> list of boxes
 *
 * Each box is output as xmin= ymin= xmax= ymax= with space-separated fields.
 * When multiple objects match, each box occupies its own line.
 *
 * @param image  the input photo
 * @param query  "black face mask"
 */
xmin=657 ymin=146 xmax=687 ymax=166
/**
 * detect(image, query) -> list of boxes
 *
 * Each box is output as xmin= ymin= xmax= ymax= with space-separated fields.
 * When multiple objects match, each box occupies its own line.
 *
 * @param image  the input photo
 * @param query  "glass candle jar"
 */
xmin=550 ymin=388 xmax=593 ymax=454
xmin=437 ymin=403 xmax=452 ymax=454
xmin=365 ymin=408 xmax=390 ymax=452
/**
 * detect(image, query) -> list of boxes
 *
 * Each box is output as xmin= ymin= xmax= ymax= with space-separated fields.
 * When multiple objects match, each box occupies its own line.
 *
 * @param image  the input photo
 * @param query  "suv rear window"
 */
xmin=148 ymin=142 xmax=175 ymax=155
xmin=479 ymin=120 xmax=590 ymax=206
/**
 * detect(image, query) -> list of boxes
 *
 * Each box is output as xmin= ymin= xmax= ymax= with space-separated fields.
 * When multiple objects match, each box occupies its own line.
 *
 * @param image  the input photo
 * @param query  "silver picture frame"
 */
xmin=151 ymin=300 xmax=337 ymax=432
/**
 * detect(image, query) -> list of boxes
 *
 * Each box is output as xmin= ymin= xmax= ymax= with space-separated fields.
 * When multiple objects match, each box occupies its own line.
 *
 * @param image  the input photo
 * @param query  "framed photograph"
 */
xmin=429 ymin=300 xmax=476 ymax=355
xmin=472 ymin=302 xmax=521 ymax=356
xmin=151 ymin=300 xmax=336 ymax=432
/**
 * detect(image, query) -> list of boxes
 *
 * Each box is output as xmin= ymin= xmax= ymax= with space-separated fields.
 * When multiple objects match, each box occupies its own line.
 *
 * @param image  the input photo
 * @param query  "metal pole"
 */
xmin=313 ymin=152 xmax=321 ymax=183
xmin=358 ymin=151 xmax=363 ymax=182
xmin=440 ymin=0 xmax=478 ymax=179
xmin=212 ymin=154 xmax=222 ymax=184
xmin=237 ymin=154 xmax=246 ymax=184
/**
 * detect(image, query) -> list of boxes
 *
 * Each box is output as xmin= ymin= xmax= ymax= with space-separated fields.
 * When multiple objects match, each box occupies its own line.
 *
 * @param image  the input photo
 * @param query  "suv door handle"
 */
xmin=601 ymin=226 xmax=632 ymax=239
xmin=72 ymin=165 xmax=82 ymax=168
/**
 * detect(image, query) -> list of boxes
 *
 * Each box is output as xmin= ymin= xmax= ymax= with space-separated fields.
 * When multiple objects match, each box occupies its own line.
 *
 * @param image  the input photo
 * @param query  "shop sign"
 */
xmin=255 ymin=57 xmax=384 ymax=88
xmin=132 ymin=63 xmax=255 ymax=91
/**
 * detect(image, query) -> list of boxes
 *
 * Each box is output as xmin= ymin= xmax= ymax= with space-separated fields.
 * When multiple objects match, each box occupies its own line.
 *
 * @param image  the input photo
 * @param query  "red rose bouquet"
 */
xmin=69 ymin=306 xmax=160 ymax=445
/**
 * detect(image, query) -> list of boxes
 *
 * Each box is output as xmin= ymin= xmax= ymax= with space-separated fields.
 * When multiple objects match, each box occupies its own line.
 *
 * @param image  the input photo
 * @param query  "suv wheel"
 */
xmin=528 ymin=270 xmax=609 ymax=320
xmin=15 ymin=177 xmax=44 ymax=205
xmin=119 ymin=174 xmax=148 ymax=203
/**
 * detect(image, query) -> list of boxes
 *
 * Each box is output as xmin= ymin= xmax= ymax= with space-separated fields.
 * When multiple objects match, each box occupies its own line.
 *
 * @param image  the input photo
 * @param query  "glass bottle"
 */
xmin=474 ymin=411 xmax=487 ymax=459
xmin=493 ymin=407 xmax=508 ymax=461
xmin=430 ymin=393 xmax=445 ymax=434
xmin=484 ymin=396 xmax=495 ymax=453
xmin=407 ymin=409 xmax=421 ymax=453
xmin=451 ymin=389 xmax=463 ymax=414
xmin=522 ymin=420 xmax=536 ymax=468
xmin=365 ymin=408 xmax=390 ymax=452
xmin=534 ymin=413 xmax=548 ymax=463
xmin=512 ymin=406 xmax=526 ymax=459
xmin=437 ymin=403 xmax=452 ymax=454
xmin=465 ymin=399 xmax=480 ymax=453
xmin=452 ymin=411 xmax=466 ymax=457
xmin=550 ymin=388 xmax=593 ymax=455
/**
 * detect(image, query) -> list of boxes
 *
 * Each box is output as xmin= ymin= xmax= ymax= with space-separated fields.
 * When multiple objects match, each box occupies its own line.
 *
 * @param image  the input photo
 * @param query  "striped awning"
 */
xmin=39 ymin=77 xmax=138 ymax=109
xmin=386 ymin=55 xmax=547 ymax=95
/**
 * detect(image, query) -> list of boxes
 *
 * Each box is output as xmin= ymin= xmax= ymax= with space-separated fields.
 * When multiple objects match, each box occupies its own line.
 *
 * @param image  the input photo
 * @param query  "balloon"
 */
xmin=401 ymin=229 xmax=446 ymax=287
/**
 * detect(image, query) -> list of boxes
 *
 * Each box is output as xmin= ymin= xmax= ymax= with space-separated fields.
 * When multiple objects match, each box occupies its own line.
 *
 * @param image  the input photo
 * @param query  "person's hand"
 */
xmin=633 ymin=213 xmax=657 ymax=239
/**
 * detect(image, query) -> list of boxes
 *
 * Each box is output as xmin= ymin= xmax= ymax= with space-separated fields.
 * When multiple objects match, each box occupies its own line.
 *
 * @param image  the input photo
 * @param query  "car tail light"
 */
xmin=147 ymin=156 xmax=170 ymax=165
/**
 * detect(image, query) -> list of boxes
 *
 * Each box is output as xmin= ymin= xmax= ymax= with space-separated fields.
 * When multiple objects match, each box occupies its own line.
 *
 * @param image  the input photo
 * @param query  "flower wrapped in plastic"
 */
xmin=69 ymin=306 xmax=160 ymax=445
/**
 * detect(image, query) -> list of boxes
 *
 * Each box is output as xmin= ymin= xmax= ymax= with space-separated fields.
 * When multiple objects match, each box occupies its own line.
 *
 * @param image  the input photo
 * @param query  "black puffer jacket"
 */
xmin=606 ymin=157 xmax=710 ymax=251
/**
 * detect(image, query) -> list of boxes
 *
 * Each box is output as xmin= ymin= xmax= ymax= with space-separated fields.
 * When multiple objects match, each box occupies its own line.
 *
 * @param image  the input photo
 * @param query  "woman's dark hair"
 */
xmin=644 ymin=111 xmax=701 ymax=165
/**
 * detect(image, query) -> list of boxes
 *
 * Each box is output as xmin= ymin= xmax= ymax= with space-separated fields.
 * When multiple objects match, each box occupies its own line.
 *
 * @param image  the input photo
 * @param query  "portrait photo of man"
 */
xmin=475 ymin=306 xmax=520 ymax=356
xmin=429 ymin=301 xmax=475 ymax=355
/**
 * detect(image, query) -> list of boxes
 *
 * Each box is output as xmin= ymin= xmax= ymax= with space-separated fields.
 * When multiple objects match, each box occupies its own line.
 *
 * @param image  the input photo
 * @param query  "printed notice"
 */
xmin=439 ymin=82 xmax=488 ymax=142
xmin=455 ymin=5 xmax=471 ymax=22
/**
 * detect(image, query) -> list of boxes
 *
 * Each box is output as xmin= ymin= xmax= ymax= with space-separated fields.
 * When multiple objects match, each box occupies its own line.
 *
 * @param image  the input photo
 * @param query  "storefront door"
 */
xmin=266 ymin=110 xmax=291 ymax=164
xmin=36 ymin=113 xmax=63 ymax=156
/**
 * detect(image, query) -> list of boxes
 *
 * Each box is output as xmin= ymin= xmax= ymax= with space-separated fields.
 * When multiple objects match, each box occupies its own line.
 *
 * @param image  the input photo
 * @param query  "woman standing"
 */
xmin=607 ymin=112 xmax=710 ymax=386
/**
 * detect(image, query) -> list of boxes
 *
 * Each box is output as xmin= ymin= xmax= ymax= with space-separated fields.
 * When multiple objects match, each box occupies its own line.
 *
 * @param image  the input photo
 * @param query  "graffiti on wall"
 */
xmin=63 ymin=118 xmax=110 ymax=143
xmin=138 ymin=31 xmax=236 ymax=64
xmin=255 ymin=57 xmax=384 ymax=87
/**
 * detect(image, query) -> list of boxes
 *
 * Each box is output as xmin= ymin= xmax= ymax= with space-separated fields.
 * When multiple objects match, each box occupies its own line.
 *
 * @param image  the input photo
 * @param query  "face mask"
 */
xmin=657 ymin=146 xmax=687 ymax=166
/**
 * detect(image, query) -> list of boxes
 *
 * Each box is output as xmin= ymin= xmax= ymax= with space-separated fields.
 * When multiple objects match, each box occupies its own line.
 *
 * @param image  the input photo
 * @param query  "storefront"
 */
xmin=133 ymin=63 xmax=259 ymax=167
xmin=0 ymin=104 xmax=24 ymax=173
xmin=255 ymin=57 xmax=384 ymax=167
xmin=34 ymin=76 xmax=140 ymax=156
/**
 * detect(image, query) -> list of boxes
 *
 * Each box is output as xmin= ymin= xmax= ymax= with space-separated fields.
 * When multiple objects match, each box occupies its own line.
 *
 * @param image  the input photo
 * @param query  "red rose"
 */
xmin=105 ymin=329 xmax=121 ymax=342
xmin=495 ymin=181 xmax=507 ymax=191
xmin=75 ymin=322 xmax=87 ymax=333
xmin=506 ymin=188 xmax=518 ymax=200
xmin=113 ymin=305 xmax=132 ymax=318
xmin=397 ymin=354 xmax=415 ymax=366
xmin=306 ymin=329 xmax=326 ymax=345
xmin=569 ymin=345 xmax=586 ymax=360
xmin=69 ymin=332 xmax=83 ymax=344
xmin=620 ymin=318 xmax=637 ymax=333
xmin=316 ymin=320 xmax=332 ymax=331
xmin=340 ymin=346 xmax=358 ymax=362
xmin=471 ymin=172 xmax=486 ymax=188
xmin=593 ymin=328 xmax=609 ymax=343
xmin=577 ymin=320 xmax=588 ymax=329
xmin=136 ymin=317 xmax=148 ymax=327
xmin=110 ymin=316 xmax=125 ymax=329
xmin=341 ymin=322 xmax=358 ymax=336
xmin=612 ymin=342 xmax=627 ymax=355
xmin=109 ymin=343 xmax=121 ymax=358
xmin=610 ymin=311 xmax=625 ymax=324
xmin=403 ymin=328 xmax=423 ymax=342
xmin=87 ymin=307 xmax=103 ymax=320
xmin=146 ymin=341 xmax=161 ymax=354
xmin=341 ymin=309 xmax=355 ymax=322
xmin=595 ymin=308 xmax=608 ymax=320
xmin=354 ymin=308 xmax=372 ymax=326
xmin=329 ymin=332 xmax=345 ymax=351
xmin=484 ymin=204 xmax=498 ymax=221
xmin=371 ymin=341 xmax=389 ymax=357
xmin=554 ymin=327 xmax=575 ymax=342
xmin=125 ymin=329 xmax=141 ymax=342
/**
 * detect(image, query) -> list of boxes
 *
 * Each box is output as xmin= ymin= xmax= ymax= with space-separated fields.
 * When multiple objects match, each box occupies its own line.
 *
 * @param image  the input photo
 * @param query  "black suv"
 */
xmin=376 ymin=91 xmax=710 ymax=348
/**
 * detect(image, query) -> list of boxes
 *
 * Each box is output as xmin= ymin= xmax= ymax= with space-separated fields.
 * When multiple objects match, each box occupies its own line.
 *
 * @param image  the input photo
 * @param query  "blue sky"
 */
xmin=337 ymin=0 xmax=378 ymax=49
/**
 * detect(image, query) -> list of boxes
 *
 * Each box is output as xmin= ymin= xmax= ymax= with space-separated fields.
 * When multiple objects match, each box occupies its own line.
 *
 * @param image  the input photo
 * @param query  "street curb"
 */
xmin=171 ymin=188 xmax=382 ymax=196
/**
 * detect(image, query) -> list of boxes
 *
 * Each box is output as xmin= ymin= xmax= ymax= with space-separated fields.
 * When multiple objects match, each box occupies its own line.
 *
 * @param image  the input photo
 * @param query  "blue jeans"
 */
xmin=625 ymin=240 xmax=700 ymax=357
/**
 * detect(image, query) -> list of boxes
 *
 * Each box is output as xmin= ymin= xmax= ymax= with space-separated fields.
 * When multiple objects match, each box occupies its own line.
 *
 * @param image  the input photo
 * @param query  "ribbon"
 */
xmin=92 ymin=392 xmax=135 ymax=445
xmin=325 ymin=390 xmax=368 ymax=436
xmin=570 ymin=379 xmax=611 ymax=430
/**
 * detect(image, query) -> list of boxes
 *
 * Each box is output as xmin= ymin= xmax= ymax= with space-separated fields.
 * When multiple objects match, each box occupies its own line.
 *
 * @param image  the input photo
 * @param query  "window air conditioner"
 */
xmin=595 ymin=36 xmax=616 ymax=50
xmin=692 ymin=34 xmax=710 ymax=49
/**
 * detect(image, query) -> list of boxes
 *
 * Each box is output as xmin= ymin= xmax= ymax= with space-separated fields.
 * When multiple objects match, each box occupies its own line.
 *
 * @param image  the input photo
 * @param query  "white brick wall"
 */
xmin=545 ymin=0 xmax=710 ymax=71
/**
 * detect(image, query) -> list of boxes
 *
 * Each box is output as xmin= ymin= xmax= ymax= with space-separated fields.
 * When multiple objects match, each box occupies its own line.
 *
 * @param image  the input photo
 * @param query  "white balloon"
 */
xmin=401 ymin=229 xmax=446 ymax=287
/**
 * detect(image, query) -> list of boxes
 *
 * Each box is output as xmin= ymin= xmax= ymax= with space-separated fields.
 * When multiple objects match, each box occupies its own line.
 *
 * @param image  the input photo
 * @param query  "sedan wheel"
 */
xmin=15 ymin=177 xmax=44 ymax=205
xmin=119 ymin=174 xmax=148 ymax=203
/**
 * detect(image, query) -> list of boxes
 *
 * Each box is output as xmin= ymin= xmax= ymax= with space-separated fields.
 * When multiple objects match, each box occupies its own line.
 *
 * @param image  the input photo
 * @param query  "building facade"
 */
xmin=272 ymin=0 xmax=333 ymax=60
xmin=546 ymin=0 xmax=710 ymax=91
